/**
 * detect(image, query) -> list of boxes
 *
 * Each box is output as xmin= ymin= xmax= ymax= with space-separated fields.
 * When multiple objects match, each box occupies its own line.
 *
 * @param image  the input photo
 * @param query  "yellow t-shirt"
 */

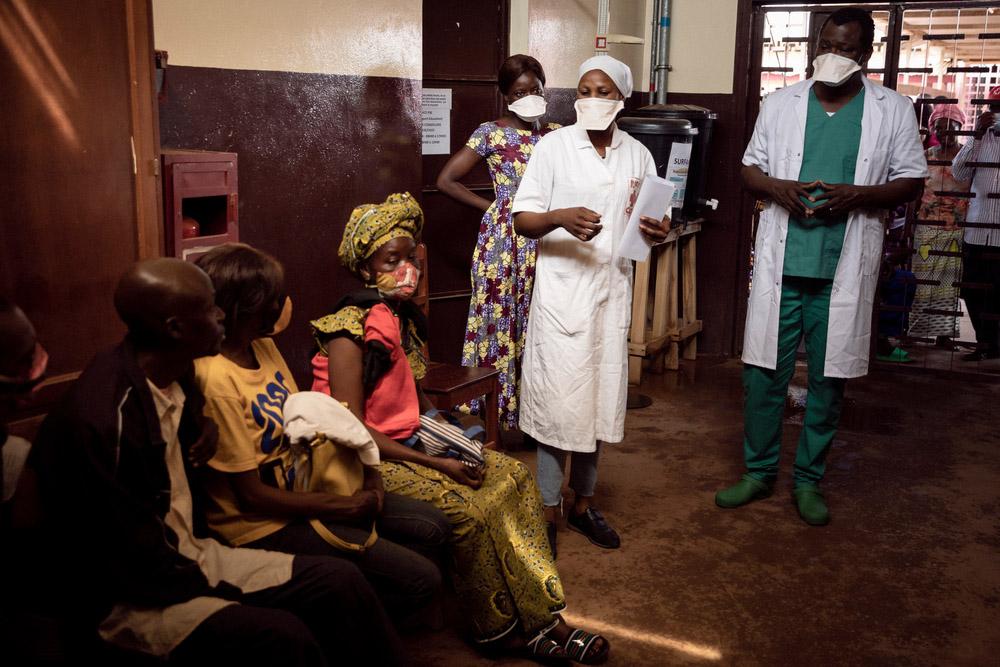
xmin=194 ymin=338 xmax=298 ymax=546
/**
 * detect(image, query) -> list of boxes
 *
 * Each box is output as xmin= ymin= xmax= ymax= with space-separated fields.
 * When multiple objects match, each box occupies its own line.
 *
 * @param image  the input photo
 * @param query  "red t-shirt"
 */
xmin=311 ymin=303 xmax=420 ymax=440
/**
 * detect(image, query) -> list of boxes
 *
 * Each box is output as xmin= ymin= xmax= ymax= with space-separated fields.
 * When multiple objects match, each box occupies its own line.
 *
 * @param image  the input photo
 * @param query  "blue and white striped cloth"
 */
xmin=413 ymin=414 xmax=485 ymax=468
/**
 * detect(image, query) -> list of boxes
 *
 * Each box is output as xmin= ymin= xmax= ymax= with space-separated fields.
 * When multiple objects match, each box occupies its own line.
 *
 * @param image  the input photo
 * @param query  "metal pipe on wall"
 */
xmin=597 ymin=0 xmax=611 ymax=53
xmin=651 ymin=0 xmax=671 ymax=104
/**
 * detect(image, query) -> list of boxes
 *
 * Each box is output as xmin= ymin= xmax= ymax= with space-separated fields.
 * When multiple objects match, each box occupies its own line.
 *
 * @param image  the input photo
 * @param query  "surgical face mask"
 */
xmin=268 ymin=296 xmax=293 ymax=336
xmin=812 ymin=53 xmax=862 ymax=87
xmin=374 ymin=261 xmax=420 ymax=300
xmin=508 ymin=94 xmax=547 ymax=122
xmin=574 ymin=98 xmax=624 ymax=131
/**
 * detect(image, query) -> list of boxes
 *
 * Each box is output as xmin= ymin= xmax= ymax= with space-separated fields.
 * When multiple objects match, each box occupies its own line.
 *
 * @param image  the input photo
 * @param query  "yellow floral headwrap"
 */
xmin=338 ymin=192 xmax=424 ymax=276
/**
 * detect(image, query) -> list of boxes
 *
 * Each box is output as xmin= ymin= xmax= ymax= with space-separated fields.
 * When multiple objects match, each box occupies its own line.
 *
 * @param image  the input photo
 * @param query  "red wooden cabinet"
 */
xmin=161 ymin=148 xmax=239 ymax=261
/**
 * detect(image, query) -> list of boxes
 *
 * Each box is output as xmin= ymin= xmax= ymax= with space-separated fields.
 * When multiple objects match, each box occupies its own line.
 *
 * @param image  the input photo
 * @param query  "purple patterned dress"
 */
xmin=461 ymin=121 xmax=559 ymax=429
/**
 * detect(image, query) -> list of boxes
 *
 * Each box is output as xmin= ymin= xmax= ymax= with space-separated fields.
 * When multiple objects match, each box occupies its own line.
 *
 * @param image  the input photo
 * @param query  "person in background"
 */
xmin=951 ymin=87 xmax=1000 ymax=361
xmin=436 ymin=54 xmax=559 ymax=433
xmin=512 ymin=55 xmax=670 ymax=554
xmin=25 ymin=258 xmax=400 ymax=666
xmin=717 ymin=7 xmax=926 ymax=525
xmin=876 ymin=246 xmax=917 ymax=362
xmin=0 ymin=299 xmax=51 ymax=664
xmin=193 ymin=243 xmax=448 ymax=622
xmin=909 ymin=104 xmax=969 ymax=345
xmin=313 ymin=193 xmax=611 ymax=664
xmin=0 ymin=299 xmax=46 ymax=523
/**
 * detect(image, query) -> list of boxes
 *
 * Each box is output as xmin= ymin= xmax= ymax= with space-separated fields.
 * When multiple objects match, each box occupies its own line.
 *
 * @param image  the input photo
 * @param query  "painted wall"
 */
xmin=527 ymin=0 xmax=648 ymax=91
xmin=667 ymin=0 xmax=738 ymax=94
xmin=515 ymin=0 xmax=738 ymax=95
xmin=153 ymin=0 xmax=422 ymax=383
xmin=152 ymin=0 xmax=420 ymax=78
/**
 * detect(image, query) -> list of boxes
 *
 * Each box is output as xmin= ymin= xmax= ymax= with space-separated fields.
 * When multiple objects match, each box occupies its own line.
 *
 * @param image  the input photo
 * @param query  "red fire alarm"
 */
xmin=595 ymin=36 xmax=607 ymax=49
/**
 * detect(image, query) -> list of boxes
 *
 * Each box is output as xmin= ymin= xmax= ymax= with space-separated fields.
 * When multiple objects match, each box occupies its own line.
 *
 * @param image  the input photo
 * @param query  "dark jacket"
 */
xmin=27 ymin=339 xmax=236 ymax=623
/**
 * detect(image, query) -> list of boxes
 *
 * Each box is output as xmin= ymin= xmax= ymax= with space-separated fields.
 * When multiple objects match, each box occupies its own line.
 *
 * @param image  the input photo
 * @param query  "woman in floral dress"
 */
xmin=911 ymin=105 xmax=971 ymax=341
xmin=436 ymin=54 xmax=558 ymax=431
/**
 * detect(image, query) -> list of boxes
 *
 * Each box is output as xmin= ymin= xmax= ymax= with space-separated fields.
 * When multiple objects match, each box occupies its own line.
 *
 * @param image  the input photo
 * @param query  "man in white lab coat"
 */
xmin=715 ymin=8 xmax=926 ymax=525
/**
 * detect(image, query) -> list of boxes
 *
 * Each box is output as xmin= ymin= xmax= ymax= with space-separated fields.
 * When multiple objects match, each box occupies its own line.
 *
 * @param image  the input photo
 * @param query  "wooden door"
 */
xmin=0 ymin=0 xmax=161 ymax=425
xmin=421 ymin=0 xmax=509 ymax=363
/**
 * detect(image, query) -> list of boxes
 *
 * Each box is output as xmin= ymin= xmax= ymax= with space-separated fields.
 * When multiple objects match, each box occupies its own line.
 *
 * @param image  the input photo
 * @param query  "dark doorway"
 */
xmin=421 ymin=0 xmax=509 ymax=364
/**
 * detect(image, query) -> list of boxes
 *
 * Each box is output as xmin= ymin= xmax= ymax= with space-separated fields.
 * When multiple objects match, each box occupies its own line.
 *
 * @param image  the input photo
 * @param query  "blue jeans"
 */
xmin=536 ymin=443 xmax=600 ymax=508
xmin=247 ymin=493 xmax=449 ymax=618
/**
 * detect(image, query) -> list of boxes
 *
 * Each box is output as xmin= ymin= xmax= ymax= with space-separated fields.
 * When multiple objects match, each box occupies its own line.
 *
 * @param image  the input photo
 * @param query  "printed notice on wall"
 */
xmin=665 ymin=142 xmax=693 ymax=209
xmin=422 ymin=88 xmax=452 ymax=155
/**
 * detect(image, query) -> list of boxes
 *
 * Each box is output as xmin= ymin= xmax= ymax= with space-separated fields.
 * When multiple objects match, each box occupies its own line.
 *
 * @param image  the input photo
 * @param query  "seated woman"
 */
xmin=310 ymin=192 xmax=610 ymax=664
xmin=193 ymin=242 xmax=450 ymax=621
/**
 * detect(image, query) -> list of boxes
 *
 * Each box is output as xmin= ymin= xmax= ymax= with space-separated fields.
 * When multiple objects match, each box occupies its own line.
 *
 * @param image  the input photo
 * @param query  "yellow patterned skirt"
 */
xmin=380 ymin=449 xmax=565 ymax=641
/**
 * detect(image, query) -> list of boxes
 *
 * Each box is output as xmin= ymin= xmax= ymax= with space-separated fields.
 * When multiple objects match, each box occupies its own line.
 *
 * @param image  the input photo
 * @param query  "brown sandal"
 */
xmin=560 ymin=628 xmax=609 ymax=664
xmin=525 ymin=633 xmax=569 ymax=662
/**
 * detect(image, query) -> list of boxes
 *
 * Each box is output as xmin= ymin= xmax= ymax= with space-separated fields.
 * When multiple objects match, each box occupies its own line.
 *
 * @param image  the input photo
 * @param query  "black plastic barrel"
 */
xmin=626 ymin=105 xmax=718 ymax=222
xmin=617 ymin=116 xmax=698 ymax=222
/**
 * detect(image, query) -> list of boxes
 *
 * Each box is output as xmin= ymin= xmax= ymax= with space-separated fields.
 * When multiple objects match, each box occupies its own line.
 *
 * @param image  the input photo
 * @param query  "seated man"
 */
xmin=0 ymin=298 xmax=53 ymax=663
xmin=25 ymin=258 xmax=401 ymax=666
xmin=0 ymin=297 xmax=46 ymax=521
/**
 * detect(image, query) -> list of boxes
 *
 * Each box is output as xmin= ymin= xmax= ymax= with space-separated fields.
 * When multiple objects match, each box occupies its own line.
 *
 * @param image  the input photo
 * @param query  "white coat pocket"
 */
xmin=532 ymin=268 xmax=601 ymax=338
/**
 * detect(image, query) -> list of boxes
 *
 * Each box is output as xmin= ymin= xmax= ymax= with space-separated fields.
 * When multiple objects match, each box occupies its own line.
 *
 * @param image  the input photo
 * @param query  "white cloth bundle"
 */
xmin=282 ymin=391 xmax=380 ymax=466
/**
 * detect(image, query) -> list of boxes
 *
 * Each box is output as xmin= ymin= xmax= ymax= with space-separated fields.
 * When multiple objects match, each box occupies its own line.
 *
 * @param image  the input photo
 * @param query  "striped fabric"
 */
xmin=951 ymin=132 xmax=1000 ymax=246
xmin=415 ymin=415 xmax=485 ymax=468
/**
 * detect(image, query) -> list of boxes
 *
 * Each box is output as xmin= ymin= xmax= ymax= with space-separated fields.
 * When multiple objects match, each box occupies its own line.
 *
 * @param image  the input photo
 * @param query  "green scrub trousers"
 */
xmin=743 ymin=277 xmax=846 ymax=486
xmin=743 ymin=87 xmax=863 ymax=487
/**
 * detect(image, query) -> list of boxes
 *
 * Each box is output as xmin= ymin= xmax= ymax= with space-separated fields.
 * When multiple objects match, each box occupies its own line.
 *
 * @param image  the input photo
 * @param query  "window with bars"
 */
xmin=751 ymin=2 xmax=1000 ymax=370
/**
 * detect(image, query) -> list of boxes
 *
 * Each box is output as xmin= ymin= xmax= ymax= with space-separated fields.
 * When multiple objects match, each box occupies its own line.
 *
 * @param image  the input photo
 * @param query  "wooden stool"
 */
xmin=422 ymin=363 xmax=500 ymax=447
xmin=628 ymin=221 xmax=703 ymax=385
xmin=413 ymin=242 xmax=502 ymax=447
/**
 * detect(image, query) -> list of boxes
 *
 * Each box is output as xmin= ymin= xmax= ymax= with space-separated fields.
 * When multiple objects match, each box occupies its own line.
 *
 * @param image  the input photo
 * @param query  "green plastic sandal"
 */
xmin=876 ymin=347 xmax=913 ymax=363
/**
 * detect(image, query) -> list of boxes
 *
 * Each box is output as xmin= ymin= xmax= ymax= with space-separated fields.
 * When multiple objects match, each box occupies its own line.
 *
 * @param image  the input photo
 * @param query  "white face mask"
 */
xmin=812 ymin=53 xmax=862 ymax=87
xmin=508 ymin=94 xmax=547 ymax=122
xmin=574 ymin=98 xmax=624 ymax=131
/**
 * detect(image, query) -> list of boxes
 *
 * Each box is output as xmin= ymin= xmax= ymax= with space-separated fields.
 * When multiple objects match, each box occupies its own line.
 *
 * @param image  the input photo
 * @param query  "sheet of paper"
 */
xmin=617 ymin=175 xmax=675 ymax=262
xmin=421 ymin=88 xmax=452 ymax=155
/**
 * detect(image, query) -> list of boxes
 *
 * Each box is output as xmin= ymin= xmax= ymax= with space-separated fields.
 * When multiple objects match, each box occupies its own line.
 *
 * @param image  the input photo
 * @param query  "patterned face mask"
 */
xmin=374 ymin=261 xmax=420 ymax=300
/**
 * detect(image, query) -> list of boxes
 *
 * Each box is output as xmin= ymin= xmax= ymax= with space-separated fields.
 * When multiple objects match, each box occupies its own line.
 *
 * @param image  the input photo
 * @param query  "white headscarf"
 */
xmin=578 ymin=55 xmax=633 ymax=99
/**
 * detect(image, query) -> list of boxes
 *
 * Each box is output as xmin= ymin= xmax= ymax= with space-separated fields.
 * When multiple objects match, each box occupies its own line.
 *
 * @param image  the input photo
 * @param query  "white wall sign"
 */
xmin=422 ymin=88 xmax=452 ymax=155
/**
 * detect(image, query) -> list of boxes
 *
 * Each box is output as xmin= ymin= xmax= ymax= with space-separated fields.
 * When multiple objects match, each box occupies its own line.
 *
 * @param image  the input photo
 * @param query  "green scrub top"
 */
xmin=783 ymin=87 xmax=865 ymax=280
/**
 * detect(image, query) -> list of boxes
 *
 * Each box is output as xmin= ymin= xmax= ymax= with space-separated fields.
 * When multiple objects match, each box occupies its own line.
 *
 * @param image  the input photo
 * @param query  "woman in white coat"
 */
xmin=513 ymin=55 xmax=669 ymax=556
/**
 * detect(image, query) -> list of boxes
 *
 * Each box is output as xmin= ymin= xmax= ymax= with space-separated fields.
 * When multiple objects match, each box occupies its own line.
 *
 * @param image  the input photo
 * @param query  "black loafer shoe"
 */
xmin=962 ymin=349 xmax=1000 ymax=361
xmin=567 ymin=508 xmax=621 ymax=549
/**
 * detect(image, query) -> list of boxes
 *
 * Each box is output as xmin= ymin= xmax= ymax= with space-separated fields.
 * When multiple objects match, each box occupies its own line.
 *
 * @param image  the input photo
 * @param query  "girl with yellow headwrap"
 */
xmin=309 ymin=193 xmax=610 ymax=663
